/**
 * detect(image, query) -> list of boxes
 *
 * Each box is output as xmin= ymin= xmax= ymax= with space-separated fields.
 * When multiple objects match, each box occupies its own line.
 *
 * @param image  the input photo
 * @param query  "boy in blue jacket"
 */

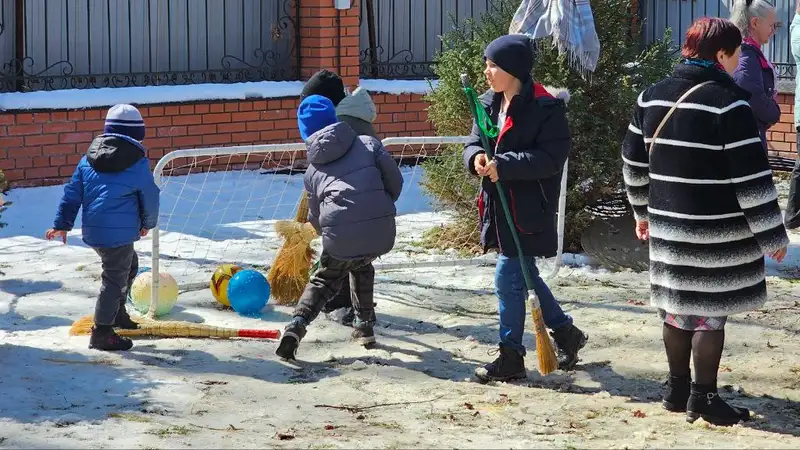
xmin=46 ymin=104 xmax=160 ymax=351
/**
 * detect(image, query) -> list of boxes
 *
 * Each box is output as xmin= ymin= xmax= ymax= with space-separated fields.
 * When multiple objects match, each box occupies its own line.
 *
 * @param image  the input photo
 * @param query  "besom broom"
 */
xmin=70 ymin=314 xmax=280 ymax=340
xmin=460 ymin=73 xmax=558 ymax=376
xmin=267 ymin=190 xmax=319 ymax=305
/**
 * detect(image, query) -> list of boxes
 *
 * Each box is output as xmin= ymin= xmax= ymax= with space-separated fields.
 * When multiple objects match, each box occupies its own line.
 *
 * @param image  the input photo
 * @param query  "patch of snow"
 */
xmin=359 ymin=79 xmax=439 ymax=95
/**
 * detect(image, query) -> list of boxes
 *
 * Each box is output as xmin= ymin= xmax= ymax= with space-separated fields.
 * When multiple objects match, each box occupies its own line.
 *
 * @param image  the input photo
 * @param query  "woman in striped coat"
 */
xmin=622 ymin=17 xmax=788 ymax=426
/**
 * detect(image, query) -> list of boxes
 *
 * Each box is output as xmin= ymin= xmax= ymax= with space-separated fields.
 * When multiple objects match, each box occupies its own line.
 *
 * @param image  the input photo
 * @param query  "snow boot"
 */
xmin=474 ymin=344 xmax=527 ymax=382
xmin=275 ymin=317 xmax=307 ymax=361
xmin=89 ymin=325 xmax=133 ymax=351
xmin=114 ymin=308 xmax=140 ymax=330
xmin=351 ymin=323 xmax=376 ymax=347
xmin=551 ymin=324 xmax=588 ymax=371
xmin=662 ymin=375 xmax=692 ymax=412
xmin=686 ymin=383 xmax=751 ymax=426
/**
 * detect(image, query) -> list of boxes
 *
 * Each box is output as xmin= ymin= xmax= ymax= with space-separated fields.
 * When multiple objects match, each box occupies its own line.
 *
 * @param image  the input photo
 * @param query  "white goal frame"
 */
xmin=147 ymin=136 xmax=568 ymax=316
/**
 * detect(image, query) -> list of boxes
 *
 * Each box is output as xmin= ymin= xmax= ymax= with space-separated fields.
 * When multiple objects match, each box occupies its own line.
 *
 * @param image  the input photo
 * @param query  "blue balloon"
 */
xmin=227 ymin=269 xmax=270 ymax=317
xmin=126 ymin=266 xmax=152 ymax=303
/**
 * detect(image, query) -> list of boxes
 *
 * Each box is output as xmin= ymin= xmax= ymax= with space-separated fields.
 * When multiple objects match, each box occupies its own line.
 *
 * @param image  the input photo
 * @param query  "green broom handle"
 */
xmin=460 ymin=74 xmax=538 ymax=294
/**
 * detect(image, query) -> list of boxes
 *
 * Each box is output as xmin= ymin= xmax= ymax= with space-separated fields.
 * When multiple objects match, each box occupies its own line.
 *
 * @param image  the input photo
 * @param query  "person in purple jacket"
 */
xmin=731 ymin=0 xmax=779 ymax=150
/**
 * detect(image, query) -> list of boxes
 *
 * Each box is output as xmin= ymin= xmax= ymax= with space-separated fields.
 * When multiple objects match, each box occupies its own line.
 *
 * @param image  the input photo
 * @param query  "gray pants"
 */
xmin=93 ymin=244 xmax=138 ymax=326
xmin=294 ymin=251 xmax=376 ymax=327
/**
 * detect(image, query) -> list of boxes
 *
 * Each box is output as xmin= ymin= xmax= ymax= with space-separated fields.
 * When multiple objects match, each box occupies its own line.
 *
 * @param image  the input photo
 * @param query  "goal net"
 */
xmin=146 ymin=136 xmax=568 ymax=307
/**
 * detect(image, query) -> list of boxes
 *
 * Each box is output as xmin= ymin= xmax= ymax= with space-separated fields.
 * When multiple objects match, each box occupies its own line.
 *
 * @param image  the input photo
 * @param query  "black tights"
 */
xmin=662 ymin=323 xmax=725 ymax=386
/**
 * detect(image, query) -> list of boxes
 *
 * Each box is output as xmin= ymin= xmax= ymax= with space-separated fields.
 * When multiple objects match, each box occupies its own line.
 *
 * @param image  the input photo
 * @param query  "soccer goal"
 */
xmin=147 ymin=136 xmax=568 ymax=312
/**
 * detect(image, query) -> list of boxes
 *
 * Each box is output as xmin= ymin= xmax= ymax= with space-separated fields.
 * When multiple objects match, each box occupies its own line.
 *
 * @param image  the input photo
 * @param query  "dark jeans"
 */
xmin=786 ymin=128 xmax=800 ymax=229
xmin=93 ymin=244 xmax=138 ymax=326
xmin=294 ymin=252 xmax=376 ymax=327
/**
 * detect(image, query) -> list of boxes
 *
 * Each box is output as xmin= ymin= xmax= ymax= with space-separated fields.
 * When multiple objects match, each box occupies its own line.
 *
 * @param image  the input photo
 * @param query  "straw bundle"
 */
xmin=268 ymin=191 xmax=319 ymax=305
xmin=69 ymin=314 xmax=280 ymax=340
xmin=530 ymin=293 xmax=558 ymax=375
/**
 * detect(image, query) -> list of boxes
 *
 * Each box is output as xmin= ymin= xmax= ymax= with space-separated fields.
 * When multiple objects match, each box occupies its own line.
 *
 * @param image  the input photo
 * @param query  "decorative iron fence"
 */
xmin=0 ymin=0 xmax=300 ymax=93
xmin=359 ymin=0 xmax=500 ymax=79
xmin=639 ymin=0 xmax=796 ymax=79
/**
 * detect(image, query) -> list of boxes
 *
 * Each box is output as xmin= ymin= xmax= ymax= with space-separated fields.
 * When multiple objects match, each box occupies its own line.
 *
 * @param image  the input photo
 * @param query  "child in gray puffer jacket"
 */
xmin=276 ymin=94 xmax=403 ymax=361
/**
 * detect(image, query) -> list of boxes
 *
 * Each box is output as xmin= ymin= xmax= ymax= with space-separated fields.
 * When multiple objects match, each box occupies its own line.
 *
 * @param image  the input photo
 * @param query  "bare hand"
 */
xmin=770 ymin=246 xmax=787 ymax=263
xmin=474 ymin=153 xmax=488 ymax=175
xmin=484 ymin=160 xmax=499 ymax=182
xmin=45 ymin=228 xmax=67 ymax=244
xmin=635 ymin=220 xmax=649 ymax=241
xmin=139 ymin=228 xmax=149 ymax=237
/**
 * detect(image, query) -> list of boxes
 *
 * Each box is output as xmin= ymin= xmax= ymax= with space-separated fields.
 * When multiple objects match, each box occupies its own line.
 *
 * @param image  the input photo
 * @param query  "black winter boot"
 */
xmin=550 ymin=324 xmax=588 ymax=371
xmin=89 ymin=325 xmax=133 ymax=351
xmin=686 ymin=383 xmax=751 ymax=426
xmin=351 ymin=324 xmax=376 ymax=347
xmin=114 ymin=307 xmax=140 ymax=330
xmin=662 ymin=375 xmax=692 ymax=412
xmin=474 ymin=345 xmax=527 ymax=382
xmin=275 ymin=317 xmax=308 ymax=361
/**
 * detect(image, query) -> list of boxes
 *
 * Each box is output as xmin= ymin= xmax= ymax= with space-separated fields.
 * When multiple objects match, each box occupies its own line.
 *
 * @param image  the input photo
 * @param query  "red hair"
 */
xmin=682 ymin=17 xmax=742 ymax=61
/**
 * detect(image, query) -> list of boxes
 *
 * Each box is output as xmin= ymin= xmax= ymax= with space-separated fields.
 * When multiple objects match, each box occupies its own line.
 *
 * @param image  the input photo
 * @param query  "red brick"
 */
xmin=203 ymin=113 xmax=232 ymax=124
xmin=195 ymin=104 xmax=210 ymax=114
xmin=281 ymin=99 xmax=297 ymax=109
xmin=260 ymin=130 xmax=289 ymax=141
xmin=0 ymin=159 xmax=14 ymax=170
xmin=164 ymin=105 xmax=180 ymax=115
xmin=68 ymin=111 xmax=84 ymax=121
xmin=156 ymin=126 xmax=187 ymax=137
xmin=146 ymin=137 xmax=172 ymax=149
xmin=148 ymin=106 xmax=165 ymax=117
xmin=0 ymin=114 xmax=15 ymax=125
xmin=84 ymin=109 xmax=103 ymax=120
xmin=231 ymin=111 xmax=261 ymax=122
xmin=0 ymin=126 xmax=5 ymax=137
xmin=202 ymin=134 xmax=231 ymax=145
xmin=8 ymin=124 xmax=43 ymax=135
xmin=779 ymin=113 xmax=794 ymax=124
xmin=26 ymin=167 xmax=60 ymax=179
xmin=406 ymin=121 xmax=432 ymax=132
xmin=771 ymin=141 xmax=791 ymax=151
xmin=772 ymin=122 xmax=793 ymax=133
xmin=218 ymin=122 xmax=247 ymax=133
xmin=49 ymin=155 xmax=67 ymax=166
xmin=44 ymin=144 xmax=77 ymax=156
xmin=274 ymin=119 xmax=297 ymax=130
xmin=253 ymin=100 xmax=269 ymax=110
xmin=239 ymin=102 xmax=254 ymax=112
xmin=25 ymin=134 xmax=59 ymax=146
xmin=33 ymin=156 xmax=51 ymax=167
xmin=147 ymin=116 xmax=173 ymax=127
xmin=179 ymin=105 xmax=194 ymax=115
xmin=67 ymin=154 xmax=82 ymax=165
xmin=210 ymin=103 xmax=225 ymax=113
xmin=263 ymin=110 xmax=288 ymax=120
xmin=231 ymin=131 xmax=261 ymax=143
xmin=224 ymin=102 xmax=239 ymax=112
xmin=60 ymin=132 xmax=94 ymax=144
xmin=15 ymin=158 xmax=33 ymax=168
xmin=393 ymin=112 xmax=419 ymax=122
xmin=173 ymin=115 xmax=203 ymax=126
xmin=188 ymin=124 xmax=217 ymax=135
xmin=381 ymin=122 xmax=407 ymax=133
xmin=172 ymin=136 xmax=204 ymax=147
xmin=31 ymin=112 xmax=51 ymax=123
xmin=59 ymin=165 xmax=75 ymax=176
xmin=3 ymin=169 xmax=23 ymax=181
xmin=9 ymin=146 xmax=41 ymax=158
xmin=0 ymin=136 xmax=24 ymax=147
xmin=405 ymin=102 xmax=428 ymax=112
xmin=15 ymin=113 xmax=34 ymax=124
xmin=246 ymin=121 xmax=275 ymax=132
xmin=43 ymin=122 xmax=77 ymax=133
xmin=76 ymin=120 xmax=105 ymax=132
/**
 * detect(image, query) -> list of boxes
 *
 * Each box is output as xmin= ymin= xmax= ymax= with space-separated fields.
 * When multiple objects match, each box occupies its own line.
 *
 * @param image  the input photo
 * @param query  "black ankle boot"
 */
xmin=550 ymin=324 xmax=588 ymax=371
xmin=89 ymin=325 xmax=133 ymax=351
xmin=474 ymin=344 xmax=527 ymax=382
xmin=662 ymin=375 xmax=691 ymax=412
xmin=114 ymin=308 xmax=140 ymax=330
xmin=686 ymin=383 xmax=751 ymax=426
xmin=275 ymin=317 xmax=307 ymax=361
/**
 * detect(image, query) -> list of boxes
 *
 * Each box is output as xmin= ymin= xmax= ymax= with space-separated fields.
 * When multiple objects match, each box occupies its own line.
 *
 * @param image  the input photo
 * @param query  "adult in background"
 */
xmin=622 ymin=17 xmax=788 ymax=426
xmin=783 ymin=0 xmax=800 ymax=229
xmin=299 ymin=69 xmax=381 ymax=325
xmin=731 ymin=0 xmax=779 ymax=150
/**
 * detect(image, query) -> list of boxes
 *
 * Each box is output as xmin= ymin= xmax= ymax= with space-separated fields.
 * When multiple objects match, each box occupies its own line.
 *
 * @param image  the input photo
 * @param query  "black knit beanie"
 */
xmin=484 ymin=34 xmax=535 ymax=83
xmin=301 ymin=69 xmax=347 ymax=106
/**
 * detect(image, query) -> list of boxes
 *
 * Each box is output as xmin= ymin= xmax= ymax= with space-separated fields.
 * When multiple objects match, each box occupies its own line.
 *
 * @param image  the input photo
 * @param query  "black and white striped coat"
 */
xmin=622 ymin=63 xmax=789 ymax=317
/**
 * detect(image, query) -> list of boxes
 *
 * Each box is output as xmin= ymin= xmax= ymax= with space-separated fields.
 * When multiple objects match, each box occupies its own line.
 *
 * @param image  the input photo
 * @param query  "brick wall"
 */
xmin=769 ymin=93 xmax=797 ymax=158
xmin=0 ymin=93 xmax=434 ymax=186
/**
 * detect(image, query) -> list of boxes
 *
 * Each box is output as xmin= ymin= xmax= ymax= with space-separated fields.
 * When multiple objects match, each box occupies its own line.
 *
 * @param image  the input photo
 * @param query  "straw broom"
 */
xmin=267 ymin=190 xmax=319 ymax=305
xmin=69 ymin=314 xmax=280 ymax=340
xmin=460 ymin=74 xmax=558 ymax=375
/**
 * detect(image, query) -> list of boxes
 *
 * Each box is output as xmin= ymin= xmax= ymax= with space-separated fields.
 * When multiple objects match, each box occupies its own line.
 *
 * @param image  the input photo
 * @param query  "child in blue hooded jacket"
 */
xmin=46 ymin=104 xmax=160 ymax=351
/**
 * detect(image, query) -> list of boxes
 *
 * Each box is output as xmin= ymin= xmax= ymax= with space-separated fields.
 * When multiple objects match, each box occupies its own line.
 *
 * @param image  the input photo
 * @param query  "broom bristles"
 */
xmin=267 ymin=219 xmax=318 ymax=305
xmin=532 ymin=308 xmax=558 ymax=375
xmin=69 ymin=314 xmax=280 ymax=339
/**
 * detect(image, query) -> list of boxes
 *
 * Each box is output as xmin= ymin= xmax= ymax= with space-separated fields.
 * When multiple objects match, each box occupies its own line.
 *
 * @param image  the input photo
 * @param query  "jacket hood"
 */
xmin=306 ymin=122 xmax=358 ymax=165
xmin=336 ymin=87 xmax=377 ymax=123
xmin=86 ymin=134 xmax=145 ymax=173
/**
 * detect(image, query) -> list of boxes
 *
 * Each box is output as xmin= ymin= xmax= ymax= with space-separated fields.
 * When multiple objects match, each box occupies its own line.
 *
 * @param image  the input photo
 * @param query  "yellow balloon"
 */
xmin=210 ymin=264 xmax=242 ymax=307
xmin=129 ymin=271 xmax=179 ymax=317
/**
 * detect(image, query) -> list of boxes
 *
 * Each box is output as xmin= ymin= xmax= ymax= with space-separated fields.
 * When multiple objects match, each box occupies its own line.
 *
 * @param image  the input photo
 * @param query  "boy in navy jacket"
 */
xmin=46 ymin=104 xmax=160 ymax=351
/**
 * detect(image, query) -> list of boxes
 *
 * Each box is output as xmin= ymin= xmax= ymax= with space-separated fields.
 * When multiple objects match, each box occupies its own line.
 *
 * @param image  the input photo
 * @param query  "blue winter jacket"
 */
xmin=53 ymin=134 xmax=160 ymax=248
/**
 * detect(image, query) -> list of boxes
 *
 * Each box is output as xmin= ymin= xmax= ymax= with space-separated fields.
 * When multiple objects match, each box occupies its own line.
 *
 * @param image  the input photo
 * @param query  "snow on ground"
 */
xmin=1 ymin=171 xmax=800 ymax=448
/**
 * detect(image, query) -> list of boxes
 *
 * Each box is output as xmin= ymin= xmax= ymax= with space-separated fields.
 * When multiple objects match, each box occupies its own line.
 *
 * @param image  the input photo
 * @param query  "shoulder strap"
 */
xmin=648 ymin=80 xmax=714 ymax=153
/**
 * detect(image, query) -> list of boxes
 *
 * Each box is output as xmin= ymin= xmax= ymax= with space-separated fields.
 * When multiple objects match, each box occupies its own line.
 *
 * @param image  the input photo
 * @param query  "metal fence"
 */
xmin=640 ymin=0 xmax=797 ymax=79
xmin=0 ymin=0 xmax=300 ymax=93
xmin=359 ymin=0 xmax=501 ymax=79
